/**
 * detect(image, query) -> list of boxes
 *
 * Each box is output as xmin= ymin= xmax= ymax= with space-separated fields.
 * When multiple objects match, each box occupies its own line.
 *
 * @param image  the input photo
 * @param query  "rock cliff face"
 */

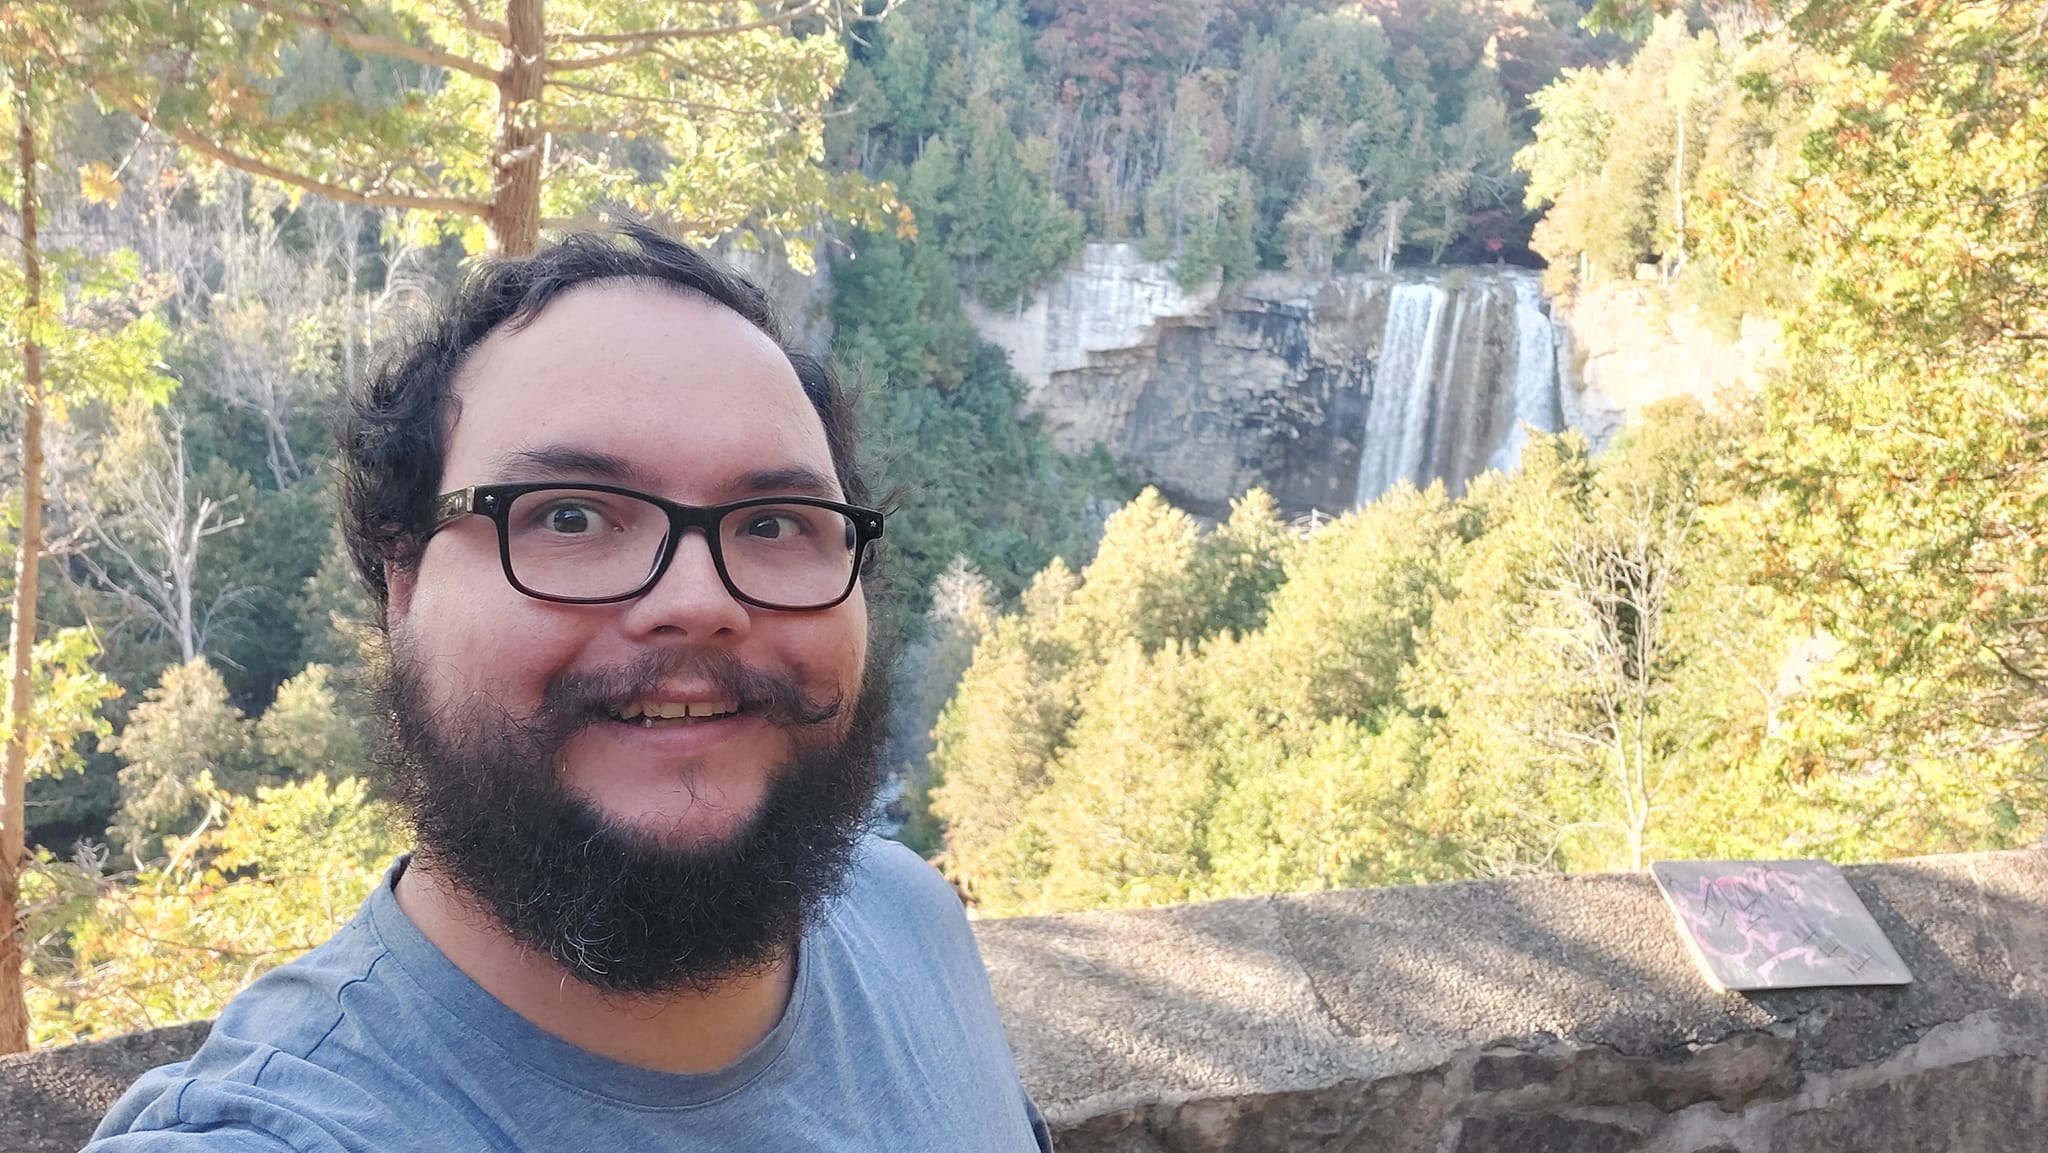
xmin=971 ymin=244 xmax=1751 ymax=515
xmin=1553 ymin=280 xmax=1781 ymax=449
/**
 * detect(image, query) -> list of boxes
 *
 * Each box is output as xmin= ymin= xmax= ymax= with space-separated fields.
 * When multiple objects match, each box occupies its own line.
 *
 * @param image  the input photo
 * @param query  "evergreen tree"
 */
xmin=107 ymin=659 xmax=265 ymax=858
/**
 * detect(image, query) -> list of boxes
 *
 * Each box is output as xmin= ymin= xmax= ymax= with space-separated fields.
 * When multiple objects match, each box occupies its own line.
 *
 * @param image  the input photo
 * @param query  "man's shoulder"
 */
xmin=826 ymin=834 xmax=991 ymax=979
xmin=845 ymin=834 xmax=965 ymax=916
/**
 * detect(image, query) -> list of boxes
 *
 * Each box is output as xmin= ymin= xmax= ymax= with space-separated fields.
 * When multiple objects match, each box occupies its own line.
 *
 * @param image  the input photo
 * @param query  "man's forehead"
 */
xmin=481 ymin=443 xmax=842 ymax=499
xmin=456 ymin=279 xmax=790 ymax=388
xmin=442 ymin=281 xmax=836 ymax=497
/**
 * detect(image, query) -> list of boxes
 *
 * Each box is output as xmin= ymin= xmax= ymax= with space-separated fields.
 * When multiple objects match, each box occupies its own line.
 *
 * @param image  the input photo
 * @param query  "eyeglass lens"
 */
xmin=502 ymin=488 xmax=859 ymax=605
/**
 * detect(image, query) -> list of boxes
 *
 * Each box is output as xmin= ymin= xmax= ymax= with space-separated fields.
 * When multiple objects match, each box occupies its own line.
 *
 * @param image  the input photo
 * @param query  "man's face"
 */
xmin=378 ymin=281 xmax=882 ymax=993
xmin=393 ymin=281 xmax=869 ymax=843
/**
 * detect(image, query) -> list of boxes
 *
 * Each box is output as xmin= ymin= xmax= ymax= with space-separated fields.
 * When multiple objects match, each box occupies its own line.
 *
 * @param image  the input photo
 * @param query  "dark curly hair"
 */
xmin=336 ymin=221 xmax=870 ymax=627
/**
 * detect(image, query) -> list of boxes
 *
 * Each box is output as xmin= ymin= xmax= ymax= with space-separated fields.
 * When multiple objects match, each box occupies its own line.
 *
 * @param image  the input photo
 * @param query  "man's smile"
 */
xmin=609 ymin=698 xmax=742 ymax=726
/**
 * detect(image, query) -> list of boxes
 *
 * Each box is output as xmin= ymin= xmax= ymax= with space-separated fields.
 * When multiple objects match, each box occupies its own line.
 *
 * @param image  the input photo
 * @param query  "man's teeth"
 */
xmin=612 ymin=700 xmax=741 ymax=724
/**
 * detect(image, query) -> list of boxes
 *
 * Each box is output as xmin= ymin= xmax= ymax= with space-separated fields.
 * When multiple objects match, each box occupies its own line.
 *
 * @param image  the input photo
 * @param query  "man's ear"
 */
xmin=384 ymin=560 xmax=418 ymax=627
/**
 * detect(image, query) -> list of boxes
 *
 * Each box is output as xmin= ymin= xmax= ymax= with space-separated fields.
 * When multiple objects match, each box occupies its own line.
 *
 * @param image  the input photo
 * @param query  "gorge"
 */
xmin=968 ymin=243 xmax=1747 ymax=516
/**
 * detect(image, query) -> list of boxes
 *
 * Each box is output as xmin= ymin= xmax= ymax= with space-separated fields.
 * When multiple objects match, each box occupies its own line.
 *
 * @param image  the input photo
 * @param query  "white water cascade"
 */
xmin=1352 ymin=283 xmax=1448 ymax=506
xmin=1352 ymin=271 xmax=1562 ymax=507
xmin=1489 ymin=274 xmax=1563 ymax=473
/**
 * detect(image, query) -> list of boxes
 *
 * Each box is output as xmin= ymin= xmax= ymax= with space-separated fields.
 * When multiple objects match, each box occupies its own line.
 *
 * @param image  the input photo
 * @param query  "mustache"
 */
xmin=535 ymin=649 xmax=845 ymax=734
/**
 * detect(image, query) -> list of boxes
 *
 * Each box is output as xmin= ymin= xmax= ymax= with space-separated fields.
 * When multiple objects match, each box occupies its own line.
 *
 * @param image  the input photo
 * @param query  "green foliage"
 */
xmin=1141 ymin=73 xmax=1260 ymax=288
xmin=836 ymin=0 xmax=1592 ymax=292
xmin=85 ymin=0 xmax=894 ymax=259
xmin=830 ymin=222 xmax=1126 ymax=617
xmin=256 ymin=664 xmax=370 ymax=781
xmin=1027 ymin=639 xmax=1223 ymax=910
xmin=107 ymin=659 xmax=265 ymax=857
xmin=930 ymin=398 xmax=2046 ymax=916
xmin=0 ymin=249 xmax=174 ymax=412
xmin=1190 ymin=490 xmax=1298 ymax=639
xmin=889 ymin=560 xmax=1000 ymax=855
xmin=1255 ymin=483 xmax=1463 ymax=721
xmin=1204 ymin=711 xmax=1438 ymax=895
xmin=1062 ymin=488 xmax=1210 ymax=655
xmin=26 ymin=773 xmax=399 ymax=1044
xmin=296 ymin=522 xmax=379 ymax=671
xmin=1738 ymin=0 xmax=2048 ymax=795
xmin=0 ymin=629 xmax=121 ymax=781
xmin=1518 ymin=14 xmax=1733 ymax=287
xmin=1497 ymin=0 xmax=2046 ymax=875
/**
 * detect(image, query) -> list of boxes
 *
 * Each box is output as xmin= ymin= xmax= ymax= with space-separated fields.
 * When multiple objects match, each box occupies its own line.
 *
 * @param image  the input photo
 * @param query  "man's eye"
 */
xmin=742 ymin=512 xmax=806 ymax=540
xmin=541 ymin=503 xmax=603 ymax=534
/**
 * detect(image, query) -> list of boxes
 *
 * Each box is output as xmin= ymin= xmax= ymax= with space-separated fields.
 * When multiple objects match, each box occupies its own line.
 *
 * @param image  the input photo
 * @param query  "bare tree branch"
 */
xmin=542 ymin=79 xmax=793 ymax=118
xmin=452 ymin=0 xmax=512 ymax=44
xmin=546 ymin=0 xmax=828 ymax=50
xmin=147 ymin=123 xmax=490 ymax=219
xmin=541 ymin=42 xmax=663 ymax=73
xmin=230 ymin=0 xmax=503 ymax=83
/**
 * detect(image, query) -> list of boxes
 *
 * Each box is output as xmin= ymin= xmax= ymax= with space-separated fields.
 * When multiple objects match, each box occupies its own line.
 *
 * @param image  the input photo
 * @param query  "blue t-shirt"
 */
xmin=87 ymin=836 xmax=1051 ymax=1152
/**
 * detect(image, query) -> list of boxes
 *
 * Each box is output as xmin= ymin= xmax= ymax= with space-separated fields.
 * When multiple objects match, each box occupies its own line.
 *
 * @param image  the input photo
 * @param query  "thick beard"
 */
xmin=371 ymin=644 xmax=887 ymax=998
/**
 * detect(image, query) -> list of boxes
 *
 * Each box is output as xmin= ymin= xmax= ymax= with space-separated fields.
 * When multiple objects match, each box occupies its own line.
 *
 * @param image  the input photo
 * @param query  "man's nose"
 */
xmin=618 ymin=528 xmax=751 ymax=640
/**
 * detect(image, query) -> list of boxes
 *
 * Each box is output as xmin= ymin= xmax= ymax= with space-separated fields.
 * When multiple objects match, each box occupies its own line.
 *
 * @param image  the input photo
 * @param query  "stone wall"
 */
xmin=10 ymin=849 xmax=2045 ymax=1151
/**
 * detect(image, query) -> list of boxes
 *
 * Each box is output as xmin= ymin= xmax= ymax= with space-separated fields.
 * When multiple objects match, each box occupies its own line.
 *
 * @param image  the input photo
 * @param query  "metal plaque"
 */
xmin=1650 ymin=859 xmax=1913 ymax=992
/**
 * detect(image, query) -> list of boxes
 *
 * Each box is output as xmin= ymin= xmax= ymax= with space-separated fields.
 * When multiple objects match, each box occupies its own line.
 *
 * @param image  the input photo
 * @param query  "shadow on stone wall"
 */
xmin=6 ymin=851 xmax=2045 ymax=1152
xmin=982 ymin=850 xmax=2048 ymax=1152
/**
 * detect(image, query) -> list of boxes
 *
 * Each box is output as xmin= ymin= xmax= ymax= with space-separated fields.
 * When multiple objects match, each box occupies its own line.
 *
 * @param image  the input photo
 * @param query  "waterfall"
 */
xmin=1353 ymin=283 xmax=1448 ymax=505
xmin=1353 ymin=271 xmax=1562 ymax=508
xmin=1488 ymin=274 xmax=1562 ymax=473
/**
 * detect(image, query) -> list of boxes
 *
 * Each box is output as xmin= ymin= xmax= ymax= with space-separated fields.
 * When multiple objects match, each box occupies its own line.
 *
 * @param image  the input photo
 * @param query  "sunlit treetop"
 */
xmin=65 ymin=0 xmax=898 ymax=260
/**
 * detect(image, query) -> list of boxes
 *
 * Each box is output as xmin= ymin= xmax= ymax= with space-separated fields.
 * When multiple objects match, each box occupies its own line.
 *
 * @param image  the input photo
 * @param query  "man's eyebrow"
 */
xmin=737 ymin=466 xmax=841 ymax=498
xmin=487 ymin=445 xmax=656 ymax=488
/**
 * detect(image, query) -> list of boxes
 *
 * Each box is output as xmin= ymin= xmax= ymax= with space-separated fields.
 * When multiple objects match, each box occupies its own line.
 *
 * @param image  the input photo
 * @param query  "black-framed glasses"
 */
xmin=430 ymin=482 xmax=885 ymax=611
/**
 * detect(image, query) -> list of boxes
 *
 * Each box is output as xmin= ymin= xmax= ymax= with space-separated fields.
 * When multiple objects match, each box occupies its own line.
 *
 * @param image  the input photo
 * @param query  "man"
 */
xmin=87 ymin=223 xmax=1053 ymax=1151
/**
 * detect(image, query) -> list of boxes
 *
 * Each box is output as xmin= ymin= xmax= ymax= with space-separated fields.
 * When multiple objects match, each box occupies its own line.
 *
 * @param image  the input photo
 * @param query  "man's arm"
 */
xmin=1022 ymin=1089 xmax=1055 ymax=1152
xmin=84 ymin=1127 xmax=301 ymax=1152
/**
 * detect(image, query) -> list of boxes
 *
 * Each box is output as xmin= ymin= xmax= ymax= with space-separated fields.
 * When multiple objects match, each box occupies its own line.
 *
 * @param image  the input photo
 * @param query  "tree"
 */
xmin=76 ymin=402 xmax=249 ymax=664
xmin=882 ymin=558 xmax=996 ymax=855
xmin=2 ymin=4 xmax=174 ymax=1054
xmin=1027 ymin=638 xmax=1222 ymax=912
xmin=925 ymin=573 xmax=1078 ymax=908
xmin=256 ymin=663 xmax=370 ymax=780
xmin=1141 ymin=72 xmax=1256 ymax=288
xmin=1402 ymin=435 xmax=1599 ymax=872
xmin=1061 ymin=487 xmax=1211 ymax=656
xmin=1204 ymin=711 xmax=1436 ymax=897
xmin=26 ymin=773 xmax=398 ymax=1045
xmin=1525 ymin=481 xmax=1699 ymax=871
xmin=1742 ymin=0 xmax=2047 ymax=776
xmin=1187 ymin=489 xmax=1295 ymax=639
xmin=1279 ymin=120 xmax=1365 ymax=276
xmin=85 ymin=0 xmax=896 ymax=257
xmin=1516 ymin=16 xmax=1729 ymax=286
xmin=147 ymin=172 xmax=354 ymax=492
xmin=1254 ymin=483 xmax=1462 ymax=723
xmin=106 ymin=659 xmax=265 ymax=859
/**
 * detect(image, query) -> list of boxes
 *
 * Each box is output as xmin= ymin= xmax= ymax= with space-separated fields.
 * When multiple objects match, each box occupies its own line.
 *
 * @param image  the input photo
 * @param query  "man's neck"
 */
xmin=392 ymin=859 xmax=797 ymax=1075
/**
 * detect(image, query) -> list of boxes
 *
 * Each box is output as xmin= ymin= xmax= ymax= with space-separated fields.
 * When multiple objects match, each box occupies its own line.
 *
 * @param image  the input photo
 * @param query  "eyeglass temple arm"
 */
xmin=434 ymin=488 xmax=478 ymax=529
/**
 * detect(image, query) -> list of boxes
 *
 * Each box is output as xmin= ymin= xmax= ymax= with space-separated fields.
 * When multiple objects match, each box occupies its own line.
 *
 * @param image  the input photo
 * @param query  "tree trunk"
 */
xmin=489 ymin=0 xmax=546 ymax=256
xmin=1671 ymin=101 xmax=1686 ymax=273
xmin=341 ymin=205 xmax=359 ymax=385
xmin=1 ymin=58 xmax=45 ymax=1055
